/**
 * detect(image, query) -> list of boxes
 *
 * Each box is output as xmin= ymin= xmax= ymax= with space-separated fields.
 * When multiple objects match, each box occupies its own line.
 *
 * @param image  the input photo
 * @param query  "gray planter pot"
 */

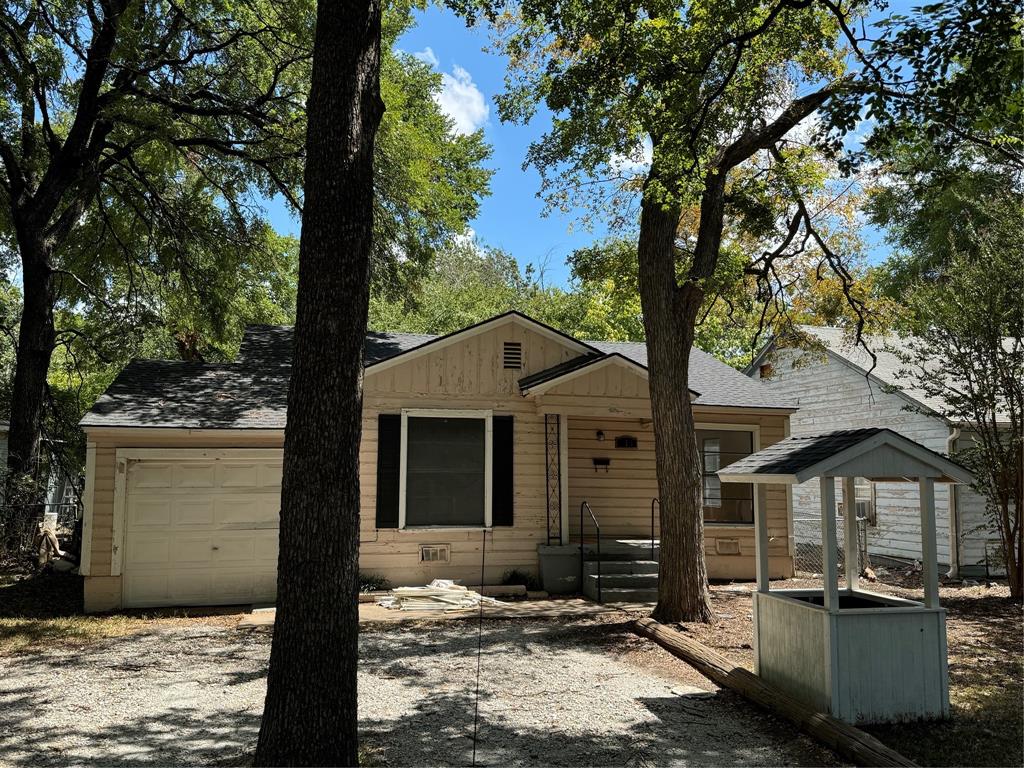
xmin=537 ymin=544 xmax=581 ymax=595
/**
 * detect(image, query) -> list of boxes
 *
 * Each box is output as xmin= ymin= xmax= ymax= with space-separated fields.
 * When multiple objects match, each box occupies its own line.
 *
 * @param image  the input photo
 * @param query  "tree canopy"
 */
xmin=0 ymin=0 xmax=492 ymax=496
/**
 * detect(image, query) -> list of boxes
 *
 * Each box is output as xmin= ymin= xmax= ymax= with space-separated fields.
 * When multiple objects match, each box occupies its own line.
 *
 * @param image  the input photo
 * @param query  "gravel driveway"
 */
xmin=0 ymin=616 xmax=839 ymax=766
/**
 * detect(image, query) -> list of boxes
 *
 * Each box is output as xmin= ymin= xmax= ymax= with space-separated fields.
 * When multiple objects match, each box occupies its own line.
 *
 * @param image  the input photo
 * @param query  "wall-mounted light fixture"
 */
xmin=596 ymin=430 xmax=605 ymax=441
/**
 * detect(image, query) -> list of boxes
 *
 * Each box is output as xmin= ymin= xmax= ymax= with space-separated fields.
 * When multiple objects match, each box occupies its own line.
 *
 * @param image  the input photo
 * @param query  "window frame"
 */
xmin=398 ymin=408 xmax=493 ymax=530
xmin=696 ymin=423 xmax=759 ymax=527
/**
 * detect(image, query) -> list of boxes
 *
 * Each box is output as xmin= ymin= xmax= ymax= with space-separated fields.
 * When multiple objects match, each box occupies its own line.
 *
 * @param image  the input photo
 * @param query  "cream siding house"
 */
xmin=748 ymin=326 xmax=1000 ymax=576
xmin=79 ymin=312 xmax=797 ymax=612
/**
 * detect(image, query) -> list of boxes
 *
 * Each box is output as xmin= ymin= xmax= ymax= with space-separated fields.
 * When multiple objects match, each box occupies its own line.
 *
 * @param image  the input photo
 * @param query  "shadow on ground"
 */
xmin=1 ymin=617 xmax=839 ymax=767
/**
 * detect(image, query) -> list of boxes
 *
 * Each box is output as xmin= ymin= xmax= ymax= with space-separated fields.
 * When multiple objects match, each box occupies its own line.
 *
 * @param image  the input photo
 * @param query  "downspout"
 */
xmin=947 ymin=426 xmax=962 ymax=579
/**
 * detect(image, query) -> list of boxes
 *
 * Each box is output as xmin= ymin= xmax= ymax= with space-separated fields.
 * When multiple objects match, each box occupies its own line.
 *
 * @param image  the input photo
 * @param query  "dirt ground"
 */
xmin=0 ymin=588 xmax=838 ymax=766
xmin=1 ymin=571 xmax=1020 ymax=767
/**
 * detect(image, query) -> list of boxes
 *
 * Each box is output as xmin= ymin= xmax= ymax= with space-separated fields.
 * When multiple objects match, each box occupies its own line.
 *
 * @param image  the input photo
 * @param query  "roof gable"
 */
xmin=520 ymin=353 xmax=667 ymax=396
xmin=363 ymin=311 xmax=596 ymax=376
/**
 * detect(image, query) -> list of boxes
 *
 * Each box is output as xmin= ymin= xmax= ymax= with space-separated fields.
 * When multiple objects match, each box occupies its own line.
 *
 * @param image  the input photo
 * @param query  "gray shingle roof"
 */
xmin=718 ymin=427 xmax=973 ymax=484
xmin=80 ymin=360 xmax=292 ymax=429
xmin=718 ymin=428 xmax=884 ymax=477
xmin=588 ymin=340 xmax=792 ymax=409
xmin=238 ymin=325 xmax=436 ymax=367
xmin=83 ymin=319 xmax=794 ymax=429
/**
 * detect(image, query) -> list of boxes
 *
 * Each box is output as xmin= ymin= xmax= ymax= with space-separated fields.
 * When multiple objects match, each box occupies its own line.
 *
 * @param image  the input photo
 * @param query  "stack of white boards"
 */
xmin=377 ymin=579 xmax=502 ymax=612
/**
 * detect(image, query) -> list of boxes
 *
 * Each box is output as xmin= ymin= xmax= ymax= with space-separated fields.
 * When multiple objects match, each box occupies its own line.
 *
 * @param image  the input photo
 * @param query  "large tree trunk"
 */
xmin=254 ymin=0 xmax=383 ymax=764
xmin=636 ymin=191 xmax=714 ymax=624
xmin=5 ymin=236 xmax=56 ymax=501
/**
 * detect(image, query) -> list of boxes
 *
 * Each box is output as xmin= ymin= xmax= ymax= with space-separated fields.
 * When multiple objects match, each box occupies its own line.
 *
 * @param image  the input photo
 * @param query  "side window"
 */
xmin=702 ymin=438 xmax=722 ymax=508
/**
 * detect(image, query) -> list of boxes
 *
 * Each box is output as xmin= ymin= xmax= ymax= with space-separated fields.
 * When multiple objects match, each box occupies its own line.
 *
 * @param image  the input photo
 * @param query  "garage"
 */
xmin=118 ymin=449 xmax=282 ymax=608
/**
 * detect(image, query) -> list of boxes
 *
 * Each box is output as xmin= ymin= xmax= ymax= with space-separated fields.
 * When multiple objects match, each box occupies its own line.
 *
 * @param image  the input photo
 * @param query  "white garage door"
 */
xmin=121 ymin=451 xmax=282 ymax=608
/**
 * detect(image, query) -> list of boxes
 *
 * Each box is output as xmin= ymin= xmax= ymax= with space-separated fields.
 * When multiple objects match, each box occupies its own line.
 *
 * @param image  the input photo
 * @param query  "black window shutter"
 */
xmin=375 ymin=414 xmax=401 ymax=528
xmin=492 ymin=415 xmax=514 ymax=526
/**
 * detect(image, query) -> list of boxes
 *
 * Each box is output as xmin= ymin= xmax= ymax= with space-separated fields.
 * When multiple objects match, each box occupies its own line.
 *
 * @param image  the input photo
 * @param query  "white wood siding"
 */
xmin=756 ymin=348 xmax=995 ymax=570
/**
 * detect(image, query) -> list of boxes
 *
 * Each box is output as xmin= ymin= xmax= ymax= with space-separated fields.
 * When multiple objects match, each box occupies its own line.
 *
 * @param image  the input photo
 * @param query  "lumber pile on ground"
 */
xmin=633 ymin=617 xmax=917 ymax=768
xmin=377 ymin=579 xmax=502 ymax=612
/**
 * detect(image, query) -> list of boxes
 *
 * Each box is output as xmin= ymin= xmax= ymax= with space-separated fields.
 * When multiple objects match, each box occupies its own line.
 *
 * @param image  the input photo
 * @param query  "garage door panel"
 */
xmin=129 ymin=499 xmax=172 ymax=527
xmin=129 ymin=463 xmax=174 ymax=490
xmin=174 ymin=499 xmax=216 ymax=526
xmin=215 ymin=496 xmax=279 ymax=526
xmin=170 ymin=536 xmax=216 ymax=565
xmin=253 ymin=536 xmax=278 ymax=561
xmin=122 ymin=451 xmax=282 ymax=608
xmin=212 ymin=537 xmax=256 ymax=563
xmin=259 ymin=463 xmax=283 ymax=488
xmin=125 ymin=535 xmax=171 ymax=567
xmin=254 ymin=572 xmax=278 ymax=599
xmin=174 ymin=462 xmax=217 ymax=488
xmin=219 ymin=463 xmax=261 ymax=488
xmin=124 ymin=573 xmax=170 ymax=606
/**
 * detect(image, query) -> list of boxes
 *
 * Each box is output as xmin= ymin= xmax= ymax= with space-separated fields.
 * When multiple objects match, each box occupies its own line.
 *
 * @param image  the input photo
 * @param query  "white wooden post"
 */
xmin=841 ymin=476 xmax=859 ymax=591
xmin=919 ymin=476 xmax=940 ymax=608
xmin=820 ymin=476 xmax=839 ymax=613
xmin=754 ymin=484 xmax=770 ymax=593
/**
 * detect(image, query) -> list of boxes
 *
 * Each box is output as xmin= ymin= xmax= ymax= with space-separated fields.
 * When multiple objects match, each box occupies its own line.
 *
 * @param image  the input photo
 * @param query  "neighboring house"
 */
xmin=748 ymin=325 xmax=1000 ymax=577
xmin=78 ymin=311 xmax=797 ymax=612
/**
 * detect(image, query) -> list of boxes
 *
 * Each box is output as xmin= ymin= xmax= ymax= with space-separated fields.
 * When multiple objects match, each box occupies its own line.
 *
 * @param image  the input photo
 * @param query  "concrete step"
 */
xmin=584 ymin=549 xmax=660 ymax=562
xmin=581 ymin=540 xmax=660 ymax=561
xmin=583 ymin=560 xmax=659 ymax=576
xmin=584 ymin=573 xmax=658 ymax=588
xmin=583 ymin=584 xmax=660 ymax=603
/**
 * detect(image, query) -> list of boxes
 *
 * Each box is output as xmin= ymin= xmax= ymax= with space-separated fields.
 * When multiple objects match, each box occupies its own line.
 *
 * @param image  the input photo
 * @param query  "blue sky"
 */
xmin=266 ymin=5 xmax=611 ymax=286
xmin=267 ymin=4 xmax=903 ymax=287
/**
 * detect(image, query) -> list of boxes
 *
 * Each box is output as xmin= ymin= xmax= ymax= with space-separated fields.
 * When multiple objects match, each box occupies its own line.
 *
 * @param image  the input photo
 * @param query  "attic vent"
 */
xmin=419 ymin=544 xmax=450 ymax=563
xmin=503 ymin=341 xmax=523 ymax=369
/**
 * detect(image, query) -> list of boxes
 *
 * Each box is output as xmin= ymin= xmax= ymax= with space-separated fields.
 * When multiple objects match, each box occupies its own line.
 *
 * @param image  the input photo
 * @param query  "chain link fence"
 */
xmin=793 ymin=515 xmax=870 ymax=582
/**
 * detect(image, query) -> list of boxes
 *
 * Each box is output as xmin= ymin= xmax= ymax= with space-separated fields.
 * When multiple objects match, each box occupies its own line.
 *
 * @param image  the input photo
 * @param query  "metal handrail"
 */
xmin=580 ymin=501 xmax=601 ymax=603
xmin=650 ymin=498 xmax=659 ymax=561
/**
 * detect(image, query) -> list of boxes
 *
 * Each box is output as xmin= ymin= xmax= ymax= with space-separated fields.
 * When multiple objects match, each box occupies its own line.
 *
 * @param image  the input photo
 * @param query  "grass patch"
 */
xmin=0 ymin=570 xmax=245 ymax=656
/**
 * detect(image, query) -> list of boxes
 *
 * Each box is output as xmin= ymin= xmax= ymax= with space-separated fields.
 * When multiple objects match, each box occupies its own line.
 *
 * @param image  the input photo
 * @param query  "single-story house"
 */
xmin=748 ymin=325 xmax=1001 ymax=577
xmin=79 ymin=311 xmax=797 ymax=612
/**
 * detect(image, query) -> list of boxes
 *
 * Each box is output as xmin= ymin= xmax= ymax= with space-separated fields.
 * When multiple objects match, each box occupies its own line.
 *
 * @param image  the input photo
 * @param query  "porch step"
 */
xmin=583 ymin=546 xmax=660 ymax=562
xmin=586 ymin=573 xmax=658 ymax=588
xmin=585 ymin=586 xmax=660 ymax=603
xmin=582 ymin=569 xmax=658 ymax=602
xmin=583 ymin=560 xmax=659 ymax=576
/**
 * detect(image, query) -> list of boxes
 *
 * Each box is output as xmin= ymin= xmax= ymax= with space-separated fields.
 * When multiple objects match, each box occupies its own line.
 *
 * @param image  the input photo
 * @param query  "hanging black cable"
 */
xmin=471 ymin=528 xmax=486 ymax=766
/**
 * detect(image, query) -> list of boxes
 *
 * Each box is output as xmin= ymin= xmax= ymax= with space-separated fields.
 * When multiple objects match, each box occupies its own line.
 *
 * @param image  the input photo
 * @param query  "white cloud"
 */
xmin=609 ymin=136 xmax=654 ymax=175
xmin=436 ymin=65 xmax=489 ymax=135
xmin=413 ymin=47 xmax=439 ymax=68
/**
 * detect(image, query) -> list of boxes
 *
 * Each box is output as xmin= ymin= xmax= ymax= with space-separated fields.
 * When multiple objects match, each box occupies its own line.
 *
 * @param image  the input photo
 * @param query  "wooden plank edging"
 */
xmin=632 ymin=617 xmax=917 ymax=767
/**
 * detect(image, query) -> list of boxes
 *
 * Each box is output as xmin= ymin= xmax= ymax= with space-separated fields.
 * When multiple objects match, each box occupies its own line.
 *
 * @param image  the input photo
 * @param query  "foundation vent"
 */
xmin=715 ymin=538 xmax=742 ymax=556
xmin=419 ymin=544 xmax=451 ymax=563
xmin=503 ymin=341 xmax=523 ymax=369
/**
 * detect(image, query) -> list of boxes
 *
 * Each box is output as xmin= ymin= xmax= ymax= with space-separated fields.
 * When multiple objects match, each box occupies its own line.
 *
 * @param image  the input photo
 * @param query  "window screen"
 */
xmin=405 ymin=417 xmax=486 ymax=526
xmin=698 ymin=429 xmax=754 ymax=524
